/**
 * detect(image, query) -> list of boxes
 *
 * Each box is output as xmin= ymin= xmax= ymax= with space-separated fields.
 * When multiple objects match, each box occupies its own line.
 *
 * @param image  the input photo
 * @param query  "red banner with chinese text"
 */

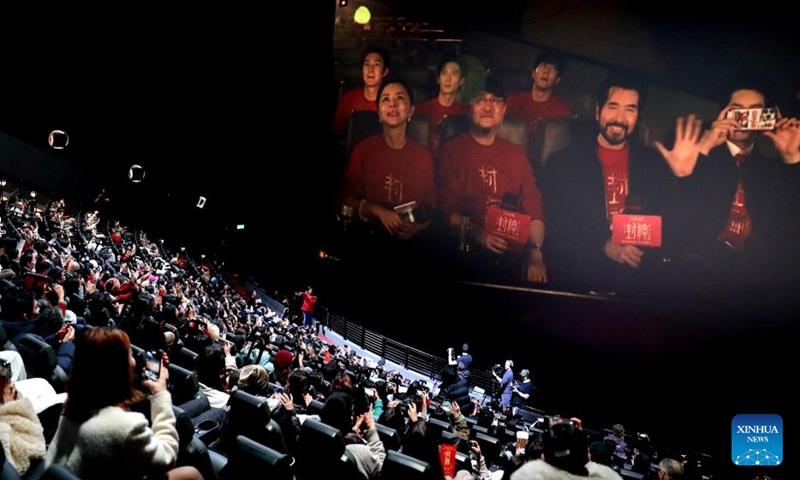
xmin=440 ymin=443 xmax=457 ymax=478
xmin=611 ymin=214 xmax=662 ymax=247
xmin=485 ymin=206 xmax=531 ymax=251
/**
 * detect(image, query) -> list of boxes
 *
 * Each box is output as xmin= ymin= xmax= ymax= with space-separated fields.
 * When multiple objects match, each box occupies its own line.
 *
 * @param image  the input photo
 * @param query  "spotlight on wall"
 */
xmin=338 ymin=0 xmax=348 ymax=6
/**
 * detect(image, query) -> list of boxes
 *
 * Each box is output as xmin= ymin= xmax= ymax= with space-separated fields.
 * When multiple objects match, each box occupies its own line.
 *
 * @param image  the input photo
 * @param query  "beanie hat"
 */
xmin=273 ymin=349 xmax=294 ymax=369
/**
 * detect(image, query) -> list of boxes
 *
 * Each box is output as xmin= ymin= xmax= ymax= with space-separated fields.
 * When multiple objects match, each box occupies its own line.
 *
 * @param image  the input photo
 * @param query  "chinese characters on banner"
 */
xmin=611 ymin=214 xmax=662 ymax=247
xmin=440 ymin=443 xmax=457 ymax=478
xmin=485 ymin=206 xmax=532 ymax=251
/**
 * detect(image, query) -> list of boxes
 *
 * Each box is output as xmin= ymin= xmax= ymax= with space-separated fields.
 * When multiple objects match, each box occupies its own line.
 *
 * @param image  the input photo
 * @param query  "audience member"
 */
xmin=45 ymin=327 xmax=203 ymax=480
xmin=506 ymin=48 xmax=574 ymax=140
xmin=437 ymin=76 xmax=547 ymax=284
xmin=340 ymin=76 xmax=437 ymax=244
xmin=541 ymin=70 xmax=668 ymax=295
xmin=320 ymin=391 xmax=386 ymax=478
xmin=510 ymin=420 xmax=621 ymax=480
xmin=657 ymin=458 xmax=684 ymax=480
xmin=333 ymin=45 xmax=391 ymax=140
xmin=652 ymin=85 xmax=800 ymax=300
xmin=0 ymin=373 xmax=46 ymax=475
xmin=415 ymin=52 xmax=469 ymax=153
xmin=435 ymin=364 xmax=473 ymax=416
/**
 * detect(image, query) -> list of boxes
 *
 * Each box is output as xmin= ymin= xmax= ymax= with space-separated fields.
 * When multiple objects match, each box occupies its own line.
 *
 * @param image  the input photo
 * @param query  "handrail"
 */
xmin=319 ymin=305 xmax=495 ymax=395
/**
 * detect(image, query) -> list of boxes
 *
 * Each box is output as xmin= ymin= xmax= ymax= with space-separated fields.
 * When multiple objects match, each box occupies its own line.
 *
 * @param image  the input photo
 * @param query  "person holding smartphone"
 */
xmin=650 ymin=86 xmax=800 ymax=300
xmin=45 ymin=327 xmax=203 ymax=480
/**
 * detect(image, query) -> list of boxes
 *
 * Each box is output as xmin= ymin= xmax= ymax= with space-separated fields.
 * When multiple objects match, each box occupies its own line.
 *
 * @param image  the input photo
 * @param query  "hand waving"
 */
xmin=655 ymin=114 xmax=704 ymax=177
xmin=763 ymin=116 xmax=800 ymax=164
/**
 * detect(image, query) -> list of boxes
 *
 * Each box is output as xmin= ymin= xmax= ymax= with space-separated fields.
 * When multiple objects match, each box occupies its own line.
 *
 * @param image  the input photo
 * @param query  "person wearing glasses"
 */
xmin=437 ymin=76 xmax=547 ymax=285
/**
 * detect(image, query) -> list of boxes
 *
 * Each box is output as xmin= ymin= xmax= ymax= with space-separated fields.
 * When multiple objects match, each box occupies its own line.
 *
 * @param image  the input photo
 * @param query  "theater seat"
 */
xmin=0 ymin=323 xmax=17 ymax=351
xmin=497 ymin=117 xmax=529 ymax=151
xmin=306 ymin=398 xmax=324 ymax=415
xmin=438 ymin=114 xmax=470 ymax=146
xmin=14 ymin=334 xmax=67 ymax=392
xmin=171 ymin=406 xmax=216 ymax=480
xmin=210 ymin=390 xmax=279 ymax=456
xmin=294 ymin=419 xmax=364 ymax=480
xmin=472 ymin=431 xmax=501 ymax=467
xmin=379 ymin=450 xmax=433 ymax=480
xmin=425 ymin=417 xmax=452 ymax=437
xmin=218 ymin=435 xmax=293 ymax=480
xmin=167 ymin=363 xmax=201 ymax=407
xmin=36 ymin=464 xmax=81 ymax=480
xmin=529 ymin=117 xmax=588 ymax=172
xmin=172 ymin=347 xmax=199 ymax=371
xmin=375 ymin=422 xmax=402 ymax=452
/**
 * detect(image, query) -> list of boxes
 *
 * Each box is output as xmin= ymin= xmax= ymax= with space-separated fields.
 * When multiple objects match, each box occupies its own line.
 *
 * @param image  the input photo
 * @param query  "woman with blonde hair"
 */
xmin=45 ymin=327 xmax=203 ymax=480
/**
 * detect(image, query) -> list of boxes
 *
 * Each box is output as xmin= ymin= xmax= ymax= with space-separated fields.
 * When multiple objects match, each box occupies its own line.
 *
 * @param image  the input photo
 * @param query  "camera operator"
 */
xmin=511 ymin=368 xmax=534 ymax=410
xmin=492 ymin=359 xmax=515 ymax=412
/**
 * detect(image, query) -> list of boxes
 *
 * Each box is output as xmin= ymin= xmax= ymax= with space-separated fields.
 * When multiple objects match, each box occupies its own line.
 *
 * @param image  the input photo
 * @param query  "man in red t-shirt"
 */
xmin=332 ymin=45 xmax=391 ymax=140
xmin=299 ymin=287 xmax=317 ymax=328
xmin=415 ymin=53 xmax=468 ymax=154
xmin=438 ymin=76 xmax=547 ymax=284
xmin=506 ymin=49 xmax=573 ymax=141
xmin=541 ymin=72 xmax=667 ymax=293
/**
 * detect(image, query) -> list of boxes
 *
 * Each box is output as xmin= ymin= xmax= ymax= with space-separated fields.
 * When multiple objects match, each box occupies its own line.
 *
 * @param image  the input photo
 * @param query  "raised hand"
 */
xmin=655 ymin=114 xmax=704 ymax=177
xmin=763 ymin=116 xmax=800 ymax=164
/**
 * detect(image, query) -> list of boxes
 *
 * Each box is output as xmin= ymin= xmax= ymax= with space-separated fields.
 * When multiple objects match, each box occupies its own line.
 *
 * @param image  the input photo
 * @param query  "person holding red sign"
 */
xmin=539 ymin=71 xmax=671 ymax=295
xmin=437 ymin=76 xmax=547 ymax=285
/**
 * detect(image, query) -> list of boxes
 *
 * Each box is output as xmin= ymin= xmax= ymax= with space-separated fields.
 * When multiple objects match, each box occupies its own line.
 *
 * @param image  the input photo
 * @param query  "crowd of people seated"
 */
xmin=332 ymin=43 xmax=800 ymax=310
xmin=0 ymin=184 xmax=711 ymax=479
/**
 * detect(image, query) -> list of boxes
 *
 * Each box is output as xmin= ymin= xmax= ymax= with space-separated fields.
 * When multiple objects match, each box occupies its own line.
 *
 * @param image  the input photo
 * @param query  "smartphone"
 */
xmin=727 ymin=107 xmax=777 ymax=131
xmin=363 ymin=387 xmax=375 ymax=397
xmin=0 ymin=359 xmax=12 ymax=379
xmin=144 ymin=351 xmax=161 ymax=381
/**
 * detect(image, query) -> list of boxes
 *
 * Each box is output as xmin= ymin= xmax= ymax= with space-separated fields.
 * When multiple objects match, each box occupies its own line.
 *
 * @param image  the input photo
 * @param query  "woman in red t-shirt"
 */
xmin=341 ymin=77 xmax=436 ymax=241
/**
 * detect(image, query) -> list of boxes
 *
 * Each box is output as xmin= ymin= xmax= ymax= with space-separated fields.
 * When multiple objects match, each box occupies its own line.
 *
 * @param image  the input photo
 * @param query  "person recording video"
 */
xmin=492 ymin=359 xmax=515 ymax=412
xmin=511 ymin=368 xmax=534 ymax=410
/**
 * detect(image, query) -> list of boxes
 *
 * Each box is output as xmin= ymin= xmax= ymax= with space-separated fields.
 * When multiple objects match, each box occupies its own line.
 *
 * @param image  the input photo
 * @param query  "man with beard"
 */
xmin=540 ymin=71 xmax=671 ymax=295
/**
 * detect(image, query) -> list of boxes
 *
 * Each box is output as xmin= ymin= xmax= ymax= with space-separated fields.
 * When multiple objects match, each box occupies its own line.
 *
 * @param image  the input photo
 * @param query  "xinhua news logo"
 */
xmin=731 ymin=414 xmax=782 ymax=466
